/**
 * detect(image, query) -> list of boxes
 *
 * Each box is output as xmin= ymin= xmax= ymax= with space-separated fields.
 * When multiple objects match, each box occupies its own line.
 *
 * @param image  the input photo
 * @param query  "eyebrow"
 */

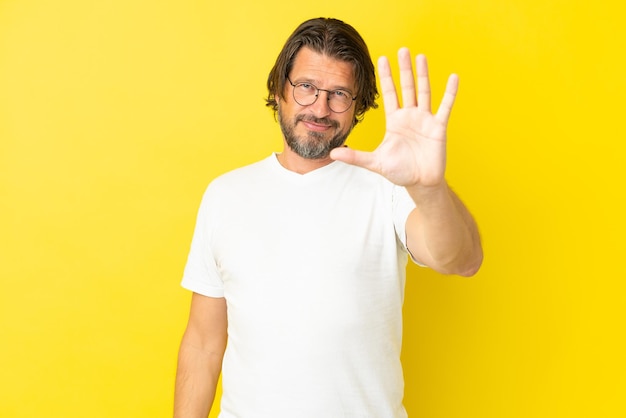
xmin=291 ymin=77 xmax=355 ymax=95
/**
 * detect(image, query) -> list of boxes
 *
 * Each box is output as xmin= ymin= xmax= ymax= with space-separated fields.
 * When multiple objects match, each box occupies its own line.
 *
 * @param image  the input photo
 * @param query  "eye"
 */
xmin=297 ymin=83 xmax=316 ymax=92
xmin=332 ymin=90 xmax=351 ymax=99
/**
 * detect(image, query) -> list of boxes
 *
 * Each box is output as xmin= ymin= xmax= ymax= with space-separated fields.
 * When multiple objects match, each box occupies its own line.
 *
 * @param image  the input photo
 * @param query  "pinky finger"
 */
xmin=435 ymin=73 xmax=459 ymax=124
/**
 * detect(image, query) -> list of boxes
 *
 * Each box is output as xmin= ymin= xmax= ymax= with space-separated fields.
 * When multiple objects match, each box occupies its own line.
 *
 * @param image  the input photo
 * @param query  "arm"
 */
xmin=174 ymin=293 xmax=228 ymax=418
xmin=331 ymin=48 xmax=482 ymax=276
xmin=405 ymin=183 xmax=482 ymax=276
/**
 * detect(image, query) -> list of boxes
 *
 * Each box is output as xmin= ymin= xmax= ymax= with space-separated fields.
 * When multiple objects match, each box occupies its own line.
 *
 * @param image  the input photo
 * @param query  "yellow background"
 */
xmin=1 ymin=0 xmax=624 ymax=417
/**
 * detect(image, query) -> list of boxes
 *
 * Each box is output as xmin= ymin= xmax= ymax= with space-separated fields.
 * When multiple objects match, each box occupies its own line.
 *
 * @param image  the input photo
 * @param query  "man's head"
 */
xmin=266 ymin=17 xmax=378 ymax=128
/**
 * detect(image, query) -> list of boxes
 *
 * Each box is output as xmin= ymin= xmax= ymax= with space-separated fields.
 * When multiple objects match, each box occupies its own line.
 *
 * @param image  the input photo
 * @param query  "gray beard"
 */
xmin=278 ymin=108 xmax=352 ymax=160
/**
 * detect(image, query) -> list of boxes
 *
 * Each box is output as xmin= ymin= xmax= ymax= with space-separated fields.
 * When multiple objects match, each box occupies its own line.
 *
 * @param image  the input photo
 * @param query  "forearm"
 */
xmin=174 ymin=333 xmax=225 ymax=417
xmin=406 ymin=182 xmax=483 ymax=276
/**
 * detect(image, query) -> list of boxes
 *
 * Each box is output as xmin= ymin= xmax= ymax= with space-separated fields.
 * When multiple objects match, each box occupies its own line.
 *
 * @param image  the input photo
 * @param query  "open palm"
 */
xmin=331 ymin=48 xmax=458 ymax=188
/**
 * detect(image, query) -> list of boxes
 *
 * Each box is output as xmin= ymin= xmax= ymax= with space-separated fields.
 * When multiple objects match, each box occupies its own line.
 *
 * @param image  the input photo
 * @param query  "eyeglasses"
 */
xmin=287 ymin=77 xmax=356 ymax=113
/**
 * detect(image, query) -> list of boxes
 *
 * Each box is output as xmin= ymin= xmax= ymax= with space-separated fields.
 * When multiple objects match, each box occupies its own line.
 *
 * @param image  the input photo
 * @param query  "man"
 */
xmin=174 ymin=17 xmax=482 ymax=418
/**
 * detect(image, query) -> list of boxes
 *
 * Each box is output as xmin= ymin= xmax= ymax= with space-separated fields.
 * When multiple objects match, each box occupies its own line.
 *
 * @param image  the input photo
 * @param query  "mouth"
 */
xmin=297 ymin=115 xmax=338 ymax=132
xmin=302 ymin=120 xmax=331 ymax=132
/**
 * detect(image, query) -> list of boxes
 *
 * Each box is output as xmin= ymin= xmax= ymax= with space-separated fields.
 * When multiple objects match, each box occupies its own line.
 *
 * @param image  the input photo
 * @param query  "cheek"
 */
xmin=342 ymin=112 xmax=357 ymax=129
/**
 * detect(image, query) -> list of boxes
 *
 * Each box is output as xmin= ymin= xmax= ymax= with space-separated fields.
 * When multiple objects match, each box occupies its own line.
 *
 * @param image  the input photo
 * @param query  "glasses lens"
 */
xmin=293 ymin=84 xmax=317 ymax=106
xmin=292 ymin=82 xmax=354 ymax=113
xmin=328 ymin=91 xmax=353 ymax=113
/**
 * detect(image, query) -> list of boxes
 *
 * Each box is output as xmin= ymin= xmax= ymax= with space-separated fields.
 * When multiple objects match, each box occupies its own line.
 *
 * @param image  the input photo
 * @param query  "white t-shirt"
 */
xmin=182 ymin=154 xmax=417 ymax=418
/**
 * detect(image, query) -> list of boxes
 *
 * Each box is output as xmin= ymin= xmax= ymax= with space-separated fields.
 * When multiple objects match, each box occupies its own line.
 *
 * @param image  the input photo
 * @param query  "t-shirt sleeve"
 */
xmin=392 ymin=185 xmax=427 ymax=267
xmin=181 ymin=184 xmax=225 ymax=297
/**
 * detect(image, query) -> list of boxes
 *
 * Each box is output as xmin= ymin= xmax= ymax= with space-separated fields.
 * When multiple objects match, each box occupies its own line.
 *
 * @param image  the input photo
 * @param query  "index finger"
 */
xmin=377 ymin=55 xmax=399 ymax=116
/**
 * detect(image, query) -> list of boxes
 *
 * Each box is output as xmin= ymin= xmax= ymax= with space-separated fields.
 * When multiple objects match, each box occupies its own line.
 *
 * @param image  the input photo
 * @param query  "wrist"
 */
xmin=405 ymin=181 xmax=451 ymax=208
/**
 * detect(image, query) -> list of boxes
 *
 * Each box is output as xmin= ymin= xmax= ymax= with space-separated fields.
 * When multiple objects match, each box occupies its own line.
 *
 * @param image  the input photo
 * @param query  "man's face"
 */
xmin=277 ymin=47 xmax=357 ymax=160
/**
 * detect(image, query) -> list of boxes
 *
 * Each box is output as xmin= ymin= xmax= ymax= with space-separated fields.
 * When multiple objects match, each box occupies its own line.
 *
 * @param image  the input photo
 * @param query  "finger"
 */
xmin=415 ymin=54 xmax=431 ymax=112
xmin=398 ymin=47 xmax=417 ymax=107
xmin=435 ymin=73 xmax=459 ymax=124
xmin=377 ymin=55 xmax=399 ymax=115
xmin=329 ymin=147 xmax=380 ymax=173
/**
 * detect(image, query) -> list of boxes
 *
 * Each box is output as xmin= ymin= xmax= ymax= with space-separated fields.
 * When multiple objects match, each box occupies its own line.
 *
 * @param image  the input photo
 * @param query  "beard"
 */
xmin=277 ymin=107 xmax=352 ymax=160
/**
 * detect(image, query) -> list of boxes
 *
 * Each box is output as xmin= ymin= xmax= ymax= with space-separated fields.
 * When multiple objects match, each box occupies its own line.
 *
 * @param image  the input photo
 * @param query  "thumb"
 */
xmin=330 ymin=146 xmax=379 ymax=173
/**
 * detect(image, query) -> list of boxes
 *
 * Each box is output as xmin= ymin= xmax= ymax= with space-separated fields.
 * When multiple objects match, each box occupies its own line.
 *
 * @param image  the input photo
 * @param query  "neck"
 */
xmin=276 ymin=146 xmax=334 ymax=174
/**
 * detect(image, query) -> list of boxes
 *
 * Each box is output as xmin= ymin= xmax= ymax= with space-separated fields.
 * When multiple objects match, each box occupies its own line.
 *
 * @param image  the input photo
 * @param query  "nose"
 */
xmin=307 ymin=91 xmax=332 ymax=118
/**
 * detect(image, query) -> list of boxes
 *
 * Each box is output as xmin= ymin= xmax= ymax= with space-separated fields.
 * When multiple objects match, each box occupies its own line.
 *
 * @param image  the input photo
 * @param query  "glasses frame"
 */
xmin=286 ymin=77 xmax=357 ymax=114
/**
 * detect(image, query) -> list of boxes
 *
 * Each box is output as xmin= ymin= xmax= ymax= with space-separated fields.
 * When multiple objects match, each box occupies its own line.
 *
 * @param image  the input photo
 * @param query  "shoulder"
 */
xmin=191 ymin=158 xmax=271 ymax=222
xmin=206 ymin=155 xmax=274 ymax=194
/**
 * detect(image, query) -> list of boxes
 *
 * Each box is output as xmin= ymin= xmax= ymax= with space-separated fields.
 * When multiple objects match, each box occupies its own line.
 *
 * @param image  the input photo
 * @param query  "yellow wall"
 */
xmin=1 ymin=1 xmax=624 ymax=417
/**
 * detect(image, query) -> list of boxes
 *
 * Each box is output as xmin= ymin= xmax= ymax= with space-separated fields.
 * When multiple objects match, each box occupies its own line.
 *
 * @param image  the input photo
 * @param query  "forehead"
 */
xmin=289 ymin=47 xmax=356 ymax=90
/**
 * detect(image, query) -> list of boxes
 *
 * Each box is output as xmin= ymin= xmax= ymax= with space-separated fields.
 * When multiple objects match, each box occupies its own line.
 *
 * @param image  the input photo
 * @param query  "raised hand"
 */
xmin=330 ymin=48 xmax=459 ymax=189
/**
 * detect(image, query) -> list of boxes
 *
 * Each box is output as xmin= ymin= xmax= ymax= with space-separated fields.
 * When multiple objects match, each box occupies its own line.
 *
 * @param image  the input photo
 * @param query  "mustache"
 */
xmin=295 ymin=114 xmax=339 ymax=129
